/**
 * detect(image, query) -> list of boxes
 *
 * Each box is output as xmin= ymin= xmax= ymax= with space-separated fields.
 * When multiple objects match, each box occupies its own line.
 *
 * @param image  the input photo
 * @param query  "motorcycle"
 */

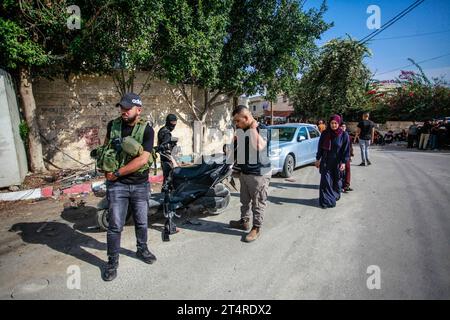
xmin=92 ymin=138 xmax=235 ymax=241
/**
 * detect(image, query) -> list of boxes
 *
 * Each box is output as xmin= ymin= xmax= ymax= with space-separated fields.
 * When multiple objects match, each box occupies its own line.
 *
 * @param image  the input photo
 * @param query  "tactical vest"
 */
xmin=95 ymin=117 xmax=157 ymax=174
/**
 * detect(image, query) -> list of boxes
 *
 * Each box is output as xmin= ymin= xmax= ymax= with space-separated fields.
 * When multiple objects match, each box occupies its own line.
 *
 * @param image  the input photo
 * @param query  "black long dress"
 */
xmin=316 ymin=131 xmax=350 ymax=208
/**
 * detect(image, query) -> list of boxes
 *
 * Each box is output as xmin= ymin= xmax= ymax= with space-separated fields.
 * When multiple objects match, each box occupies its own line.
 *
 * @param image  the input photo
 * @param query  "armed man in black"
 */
xmin=102 ymin=93 xmax=157 ymax=282
xmin=157 ymin=114 xmax=178 ymax=182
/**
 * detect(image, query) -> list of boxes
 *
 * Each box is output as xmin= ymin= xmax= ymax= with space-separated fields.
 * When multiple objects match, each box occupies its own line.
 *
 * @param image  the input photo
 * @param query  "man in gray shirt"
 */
xmin=407 ymin=121 xmax=418 ymax=148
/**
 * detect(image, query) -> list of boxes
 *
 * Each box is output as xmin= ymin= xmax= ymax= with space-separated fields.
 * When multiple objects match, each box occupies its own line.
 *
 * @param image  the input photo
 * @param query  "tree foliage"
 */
xmin=370 ymin=71 xmax=450 ymax=122
xmin=67 ymin=0 xmax=165 ymax=95
xmin=0 ymin=0 xmax=71 ymax=75
xmin=222 ymin=0 xmax=331 ymax=101
xmin=293 ymin=38 xmax=372 ymax=119
xmin=159 ymin=0 xmax=330 ymax=120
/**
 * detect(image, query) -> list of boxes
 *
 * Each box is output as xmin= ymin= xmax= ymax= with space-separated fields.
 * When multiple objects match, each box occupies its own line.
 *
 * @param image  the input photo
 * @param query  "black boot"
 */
xmin=136 ymin=245 xmax=157 ymax=264
xmin=102 ymin=255 xmax=119 ymax=282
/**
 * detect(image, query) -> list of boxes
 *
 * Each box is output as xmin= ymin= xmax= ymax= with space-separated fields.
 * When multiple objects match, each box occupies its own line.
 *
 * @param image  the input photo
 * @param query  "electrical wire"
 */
xmin=374 ymin=52 xmax=450 ymax=76
xmin=371 ymin=29 xmax=450 ymax=41
xmin=359 ymin=0 xmax=425 ymax=44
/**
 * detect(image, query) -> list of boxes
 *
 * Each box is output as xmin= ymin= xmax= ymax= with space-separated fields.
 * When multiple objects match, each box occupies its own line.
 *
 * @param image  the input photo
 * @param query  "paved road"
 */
xmin=1 ymin=145 xmax=449 ymax=299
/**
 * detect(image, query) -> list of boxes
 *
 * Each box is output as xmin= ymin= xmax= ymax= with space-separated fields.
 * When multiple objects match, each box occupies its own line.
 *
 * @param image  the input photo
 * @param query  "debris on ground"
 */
xmin=0 ymin=169 xmax=102 ymax=194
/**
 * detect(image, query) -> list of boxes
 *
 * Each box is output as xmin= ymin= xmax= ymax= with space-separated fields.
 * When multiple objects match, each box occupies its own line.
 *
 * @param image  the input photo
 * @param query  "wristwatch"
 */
xmin=113 ymin=170 xmax=121 ymax=178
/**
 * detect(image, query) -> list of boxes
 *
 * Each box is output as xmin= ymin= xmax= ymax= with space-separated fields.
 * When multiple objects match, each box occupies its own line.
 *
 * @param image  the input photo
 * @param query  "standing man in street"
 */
xmin=407 ymin=121 xmax=419 ymax=149
xmin=102 ymin=93 xmax=157 ymax=282
xmin=157 ymin=114 xmax=178 ymax=183
xmin=229 ymin=106 xmax=271 ymax=243
xmin=418 ymin=120 xmax=432 ymax=150
xmin=355 ymin=112 xmax=375 ymax=166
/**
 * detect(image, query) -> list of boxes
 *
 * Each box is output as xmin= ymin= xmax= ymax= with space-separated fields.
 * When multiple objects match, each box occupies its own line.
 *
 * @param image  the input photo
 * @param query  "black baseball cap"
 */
xmin=116 ymin=92 xmax=142 ymax=109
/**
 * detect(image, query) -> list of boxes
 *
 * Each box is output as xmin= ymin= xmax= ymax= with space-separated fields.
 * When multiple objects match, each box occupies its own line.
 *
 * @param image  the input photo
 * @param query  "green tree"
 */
xmin=0 ymin=0 xmax=72 ymax=172
xmin=159 ymin=0 xmax=330 ymax=122
xmin=382 ymin=70 xmax=450 ymax=121
xmin=67 ymin=0 xmax=165 ymax=95
xmin=158 ymin=0 xmax=232 ymax=122
xmin=293 ymin=38 xmax=372 ymax=120
xmin=0 ymin=1 xmax=165 ymax=172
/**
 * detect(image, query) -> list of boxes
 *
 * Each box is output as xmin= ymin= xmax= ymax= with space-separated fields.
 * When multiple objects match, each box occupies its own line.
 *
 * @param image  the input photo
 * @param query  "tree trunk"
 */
xmin=270 ymin=101 xmax=274 ymax=125
xmin=19 ymin=67 xmax=47 ymax=173
xmin=233 ymin=96 xmax=238 ymax=108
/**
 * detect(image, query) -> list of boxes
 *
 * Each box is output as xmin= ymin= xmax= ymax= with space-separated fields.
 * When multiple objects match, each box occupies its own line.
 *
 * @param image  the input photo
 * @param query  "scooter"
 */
xmin=92 ymin=139 xmax=235 ymax=241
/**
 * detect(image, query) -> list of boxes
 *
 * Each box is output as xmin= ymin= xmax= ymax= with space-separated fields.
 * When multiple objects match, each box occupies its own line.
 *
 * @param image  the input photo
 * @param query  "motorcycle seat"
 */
xmin=172 ymin=163 xmax=217 ymax=179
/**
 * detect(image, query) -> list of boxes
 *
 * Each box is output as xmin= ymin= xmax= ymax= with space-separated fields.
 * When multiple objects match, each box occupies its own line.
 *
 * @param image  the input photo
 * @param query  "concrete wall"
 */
xmin=347 ymin=121 xmax=416 ymax=134
xmin=0 ymin=69 xmax=28 ymax=187
xmin=33 ymin=72 xmax=233 ymax=169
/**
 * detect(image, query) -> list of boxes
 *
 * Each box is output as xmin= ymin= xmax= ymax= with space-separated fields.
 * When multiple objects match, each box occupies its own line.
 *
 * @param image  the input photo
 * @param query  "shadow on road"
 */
xmin=270 ymin=182 xmax=319 ymax=190
xmin=180 ymin=219 xmax=247 ymax=240
xmin=268 ymin=195 xmax=319 ymax=208
xmin=61 ymin=205 xmax=104 ymax=233
xmin=9 ymin=220 xmax=136 ymax=271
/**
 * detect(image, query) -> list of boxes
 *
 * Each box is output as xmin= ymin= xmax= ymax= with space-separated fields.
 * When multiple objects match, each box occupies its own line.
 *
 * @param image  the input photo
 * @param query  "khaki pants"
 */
xmin=239 ymin=173 xmax=270 ymax=227
xmin=419 ymin=133 xmax=430 ymax=149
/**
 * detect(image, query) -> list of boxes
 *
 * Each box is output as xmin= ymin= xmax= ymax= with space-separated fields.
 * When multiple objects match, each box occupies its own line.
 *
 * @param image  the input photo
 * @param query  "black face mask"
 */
xmin=165 ymin=114 xmax=177 ymax=131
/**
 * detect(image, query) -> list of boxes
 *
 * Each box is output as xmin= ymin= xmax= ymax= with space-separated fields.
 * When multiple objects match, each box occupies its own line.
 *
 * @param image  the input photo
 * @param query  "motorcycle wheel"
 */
xmin=96 ymin=208 xmax=133 ymax=231
xmin=206 ymin=194 xmax=231 ymax=215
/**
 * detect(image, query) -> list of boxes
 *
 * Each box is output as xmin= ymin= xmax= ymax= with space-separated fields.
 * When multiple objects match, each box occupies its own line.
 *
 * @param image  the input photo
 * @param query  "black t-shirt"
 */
xmin=357 ymin=120 xmax=375 ymax=140
xmin=421 ymin=122 xmax=432 ymax=134
xmin=234 ymin=123 xmax=271 ymax=176
xmin=157 ymin=126 xmax=173 ymax=162
xmin=106 ymin=119 xmax=154 ymax=184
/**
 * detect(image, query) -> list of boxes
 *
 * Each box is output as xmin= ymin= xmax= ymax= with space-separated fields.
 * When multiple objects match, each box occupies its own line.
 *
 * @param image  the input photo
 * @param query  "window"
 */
xmin=307 ymin=127 xmax=320 ymax=139
xmin=274 ymin=127 xmax=297 ymax=142
xmin=253 ymin=105 xmax=256 ymax=112
xmin=297 ymin=127 xmax=309 ymax=141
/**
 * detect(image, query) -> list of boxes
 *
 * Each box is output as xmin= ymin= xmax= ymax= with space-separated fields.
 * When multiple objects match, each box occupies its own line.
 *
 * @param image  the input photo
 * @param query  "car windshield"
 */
xmin=271 ymin=127 xmax=297 ymax=142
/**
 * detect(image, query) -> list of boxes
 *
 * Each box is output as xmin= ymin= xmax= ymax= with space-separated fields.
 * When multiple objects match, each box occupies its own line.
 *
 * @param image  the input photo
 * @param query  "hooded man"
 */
xmin=157 ymin=114 xmax=178 ymax=181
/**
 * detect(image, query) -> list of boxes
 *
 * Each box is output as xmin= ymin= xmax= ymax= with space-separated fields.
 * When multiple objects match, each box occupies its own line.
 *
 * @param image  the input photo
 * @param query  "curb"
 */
xmin=0 ymin=175 xmax=164 ymax=202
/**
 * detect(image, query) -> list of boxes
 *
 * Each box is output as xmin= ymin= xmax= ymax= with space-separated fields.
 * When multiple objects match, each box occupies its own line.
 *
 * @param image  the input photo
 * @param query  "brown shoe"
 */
xmin=245 ymin=227 xmax=261 ymax=242
xmin=229 ymin=218 xmax=250 ymax=231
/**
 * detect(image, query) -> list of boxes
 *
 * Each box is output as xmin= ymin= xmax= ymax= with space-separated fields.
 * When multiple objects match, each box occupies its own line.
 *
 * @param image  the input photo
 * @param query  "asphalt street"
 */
xmin=1 ymin=144 xmax=449 ymax=299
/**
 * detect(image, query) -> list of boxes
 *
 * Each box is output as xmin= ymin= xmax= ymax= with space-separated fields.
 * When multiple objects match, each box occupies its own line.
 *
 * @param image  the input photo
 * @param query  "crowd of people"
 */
xmin=407 ymin=120 xmax=450 ymax=150
xmin=316 ymin=117 xmax=450 ymax=151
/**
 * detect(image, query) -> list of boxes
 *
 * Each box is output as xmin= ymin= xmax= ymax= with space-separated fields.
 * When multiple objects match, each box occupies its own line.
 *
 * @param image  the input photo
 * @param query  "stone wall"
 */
xmin=33 ymin=72 xmax=233 ymax=169
xmin=347 ymin=121 xmax=416 ymax=134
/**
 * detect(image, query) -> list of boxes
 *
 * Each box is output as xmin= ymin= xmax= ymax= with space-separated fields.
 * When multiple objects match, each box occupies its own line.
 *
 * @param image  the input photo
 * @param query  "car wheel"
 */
xmin=281 ymin=154 xmax=295 ymax=178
